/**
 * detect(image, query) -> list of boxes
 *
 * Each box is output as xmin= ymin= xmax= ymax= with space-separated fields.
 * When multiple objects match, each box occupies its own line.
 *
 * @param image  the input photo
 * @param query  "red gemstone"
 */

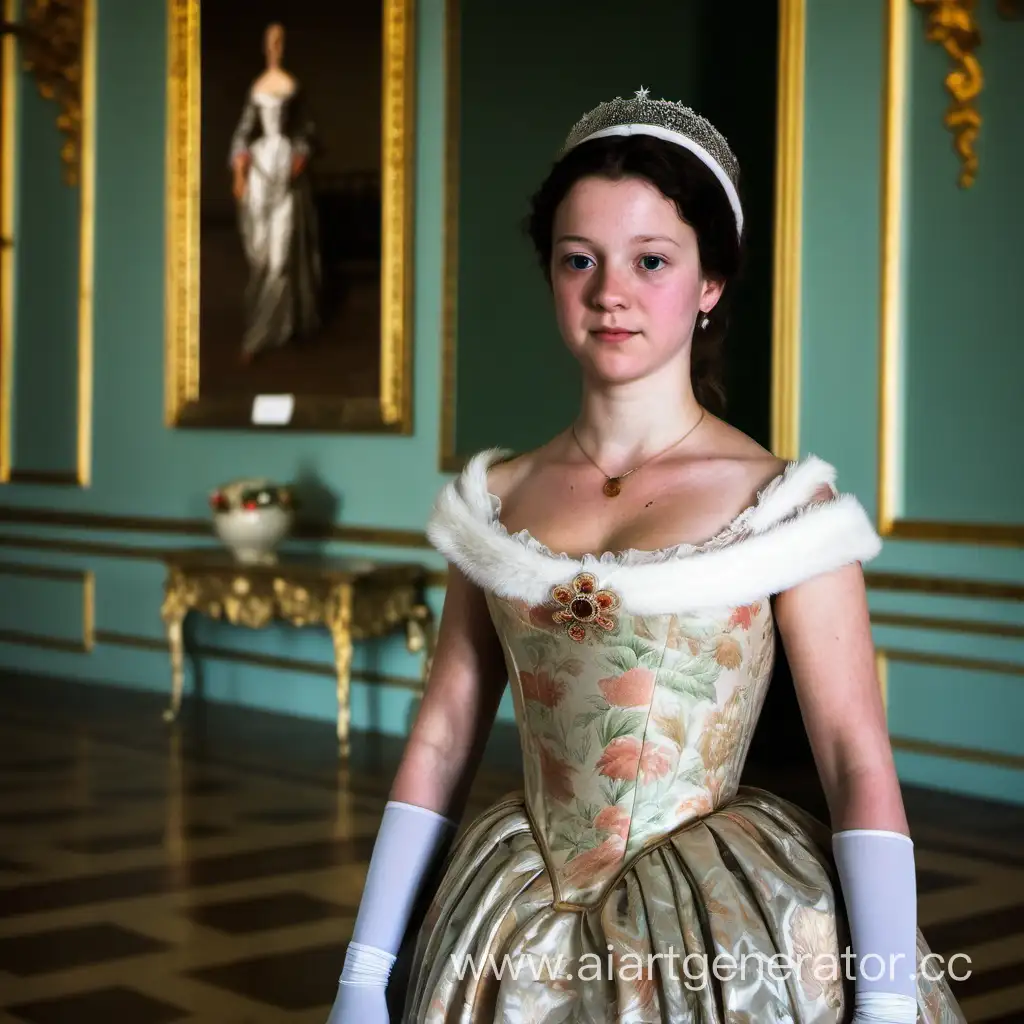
xmin=576 ymin=575 xmax=596 ymax=593
xmin=570 ymin=597 xmax=594 ymax=619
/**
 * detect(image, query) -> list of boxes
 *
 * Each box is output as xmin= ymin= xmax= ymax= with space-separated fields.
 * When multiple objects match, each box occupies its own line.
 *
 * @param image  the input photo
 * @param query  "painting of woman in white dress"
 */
xmin=168 ymin=0 xmax=413 ymax=431
xmin=230 ymin=23 xmax=321 ymax=363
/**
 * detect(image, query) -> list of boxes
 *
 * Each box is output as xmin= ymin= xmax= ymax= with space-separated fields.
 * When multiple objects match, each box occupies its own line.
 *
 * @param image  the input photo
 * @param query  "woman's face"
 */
xmin=264 ymin=24 xmax=285 ymax=64
xmin=550 ymin=174 xmax=722 ymax=386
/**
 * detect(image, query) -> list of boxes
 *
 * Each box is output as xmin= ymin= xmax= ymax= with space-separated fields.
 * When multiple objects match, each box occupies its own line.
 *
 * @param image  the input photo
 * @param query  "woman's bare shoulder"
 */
xmin=483 ymin=434 xmax=567 ymax=503
xmin=698 ymin=415 xmax=787 ymax=489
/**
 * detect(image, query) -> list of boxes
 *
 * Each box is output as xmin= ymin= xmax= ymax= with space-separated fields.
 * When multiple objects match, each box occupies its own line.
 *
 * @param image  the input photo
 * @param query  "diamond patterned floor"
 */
xmin=0 ymin=670 xmax=1020 ymax=1022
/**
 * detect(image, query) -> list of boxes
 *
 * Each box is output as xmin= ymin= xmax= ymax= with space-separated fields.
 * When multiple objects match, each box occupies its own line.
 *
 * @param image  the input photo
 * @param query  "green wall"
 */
xmin=903 ymin=1 xmax=1023 ymax=522
xmin=1 ymin=0 xmax=1022 ymax=806
xmin=802 ymin=0 xmax=1024 ymax=805
xmin=451 ymin=0 xmax=779 ymax=458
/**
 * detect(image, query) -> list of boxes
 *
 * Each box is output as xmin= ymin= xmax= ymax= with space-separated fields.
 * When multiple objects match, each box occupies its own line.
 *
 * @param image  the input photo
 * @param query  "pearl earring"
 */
xmin=698 ymin=312 xmax=710 ymax=330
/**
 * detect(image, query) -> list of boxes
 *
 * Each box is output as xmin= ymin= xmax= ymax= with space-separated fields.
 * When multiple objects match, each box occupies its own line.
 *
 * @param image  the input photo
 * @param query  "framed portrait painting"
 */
xmin=165 ymin=0 xmax=414 ymax=432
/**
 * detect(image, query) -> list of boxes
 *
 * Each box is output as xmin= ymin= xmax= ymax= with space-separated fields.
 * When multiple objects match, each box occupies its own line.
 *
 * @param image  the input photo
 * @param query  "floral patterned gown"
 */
xmin=401 ymin=450 xmax=965 ymax=1024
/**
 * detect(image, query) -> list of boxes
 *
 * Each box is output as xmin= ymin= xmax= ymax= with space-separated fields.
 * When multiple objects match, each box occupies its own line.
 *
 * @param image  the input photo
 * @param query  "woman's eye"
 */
xmin=567 ymin=254 xmax=594 ymax=271
xmin=639 ymin=255 xmax=666 ymax=272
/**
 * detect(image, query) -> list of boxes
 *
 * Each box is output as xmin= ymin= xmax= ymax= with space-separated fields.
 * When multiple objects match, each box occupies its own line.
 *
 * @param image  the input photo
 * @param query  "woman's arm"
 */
xmin=325 ymin=565 xmax=508 ymax=1023
xmin=775 ymin=548 xmax=919 ymax=1022
xmin=388 ymin=563 xmax=509 ymax=818
xmin=773 ymin=558 xmax=906 ymax=833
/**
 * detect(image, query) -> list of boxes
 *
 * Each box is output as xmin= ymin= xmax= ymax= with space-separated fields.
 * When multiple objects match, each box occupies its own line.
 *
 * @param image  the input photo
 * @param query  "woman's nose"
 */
xmin=588 ymin=265 xmax=629 ymax=311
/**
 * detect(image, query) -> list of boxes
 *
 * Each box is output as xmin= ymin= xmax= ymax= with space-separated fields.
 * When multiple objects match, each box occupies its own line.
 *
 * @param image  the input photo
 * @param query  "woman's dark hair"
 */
xmin=526 ymin=135 xmax=744 ymax=415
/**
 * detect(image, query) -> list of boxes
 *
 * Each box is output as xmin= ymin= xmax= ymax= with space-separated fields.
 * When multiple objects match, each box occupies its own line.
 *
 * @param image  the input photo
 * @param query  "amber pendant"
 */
xmin=603 ymin=478 xmax=622 ymax=497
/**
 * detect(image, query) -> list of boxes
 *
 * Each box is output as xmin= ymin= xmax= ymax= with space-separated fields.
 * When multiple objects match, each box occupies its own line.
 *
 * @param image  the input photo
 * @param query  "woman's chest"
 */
xmin=498 ymin=461 xmax=758 ymax=557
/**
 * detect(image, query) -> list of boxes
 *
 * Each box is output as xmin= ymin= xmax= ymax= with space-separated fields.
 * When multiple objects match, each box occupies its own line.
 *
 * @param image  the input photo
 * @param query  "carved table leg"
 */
xmin=163 ymin=612 xmax=187 ymax=722
xmin=160 ymin=572 xmax=190 ymax=723
xmin=407 ymin=603 xmax=437 ymax=685
xmin=327 ymin=583 xmax=354 ymax=758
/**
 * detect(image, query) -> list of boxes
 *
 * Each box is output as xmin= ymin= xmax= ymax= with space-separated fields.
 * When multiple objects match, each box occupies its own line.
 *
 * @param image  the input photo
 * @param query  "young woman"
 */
xmin=327 ymin=92 xmax=966 ymax=1023
xmin=229 ymin=22 xmax=321 ymax=363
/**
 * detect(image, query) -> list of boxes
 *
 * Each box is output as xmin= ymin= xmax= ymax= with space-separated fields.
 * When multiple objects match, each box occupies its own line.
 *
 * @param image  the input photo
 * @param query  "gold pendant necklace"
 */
xmin=572 ymin=409 xmax=705 ymax=498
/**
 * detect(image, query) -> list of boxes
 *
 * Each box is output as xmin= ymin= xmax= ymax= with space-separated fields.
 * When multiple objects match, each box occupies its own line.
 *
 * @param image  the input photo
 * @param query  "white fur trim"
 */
xmin=426 ymin=450 xmax=881 ymax=614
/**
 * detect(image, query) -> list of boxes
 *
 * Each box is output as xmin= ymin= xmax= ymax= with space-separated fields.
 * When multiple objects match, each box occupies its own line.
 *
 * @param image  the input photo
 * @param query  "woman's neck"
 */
xmin=571 ymin=375 xmax=706 ymax=476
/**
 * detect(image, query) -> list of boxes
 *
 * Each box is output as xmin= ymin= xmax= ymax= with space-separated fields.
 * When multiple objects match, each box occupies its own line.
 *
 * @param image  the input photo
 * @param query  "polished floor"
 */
xmin=0 ymin=671 xmax=1021 ymax=1023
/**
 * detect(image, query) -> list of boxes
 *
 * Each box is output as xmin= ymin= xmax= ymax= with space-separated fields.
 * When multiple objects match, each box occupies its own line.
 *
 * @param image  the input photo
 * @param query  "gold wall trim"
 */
xmin=95 ymin=628 xmax=424 ymax=693
xmin=873 ymin=611 xmax=1024 ymax=640
xmin=0 ymin=533 xmax=175 ymax=559
xmin=882 ymin=645 xmax=1024 ymax=771
xmin=911 ymin=0 xmax=983 ymax=189
xmin=0 ymin=0 xmax=14 ymax=483
xmin=165 ymin=0 xmax=414 ymax=433
xmin=438 ymin=0 xmax=461 ymax=473
xmin=77 ymin=0 xmax=95 ymax=486
xmin=881 ymin=646 xmax=1024 ymax=677
xmin=380 ymin=0 xmax=416 ymax=431
xmin=0 ymin=508 xmax=431 ymax=548
xmin=17 ymin=0 xmax=89 ymax=186
xmin=890 ymin=734 xmax=1024 ymax=771
xmin=885 ymin=518 xmax=1024 ymax=547
xmin=770 ymin=0 xmax=805 ymax=460
xmin=864 ymin=569 xmax=1024 ymax=601
xmin=0 ymin=559 xmax=94 ymax=652
xmin=879 ymin=0 xmax=908 ymax=541
xmin=2 ymin=0 xmax=94 ymax=488
xmin=879 ymin=0 xmax=1020 ymax=548
xmin=0 ymin=533 xmax=451 ymax=588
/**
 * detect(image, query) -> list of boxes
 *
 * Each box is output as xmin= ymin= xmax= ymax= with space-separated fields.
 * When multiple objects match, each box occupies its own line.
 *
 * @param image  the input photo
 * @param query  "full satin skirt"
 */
xmin=402 ymin=787 xmax=966 ymax=1023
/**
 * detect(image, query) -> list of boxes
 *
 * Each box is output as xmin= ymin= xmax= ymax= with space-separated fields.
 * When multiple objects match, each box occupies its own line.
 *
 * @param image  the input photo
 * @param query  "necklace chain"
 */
xmin=571 ymin=408 xmax=706 ymax=497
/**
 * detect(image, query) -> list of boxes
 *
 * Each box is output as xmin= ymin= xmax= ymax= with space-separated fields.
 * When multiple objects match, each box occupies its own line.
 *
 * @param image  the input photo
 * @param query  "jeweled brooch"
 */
xmin=550 ymin=572 xmax=620 ymax=643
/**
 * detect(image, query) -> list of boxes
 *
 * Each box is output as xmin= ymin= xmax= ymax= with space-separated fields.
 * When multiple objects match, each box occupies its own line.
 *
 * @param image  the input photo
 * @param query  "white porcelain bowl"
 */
xmin=210 ymin=478 xmax=294 ymax=564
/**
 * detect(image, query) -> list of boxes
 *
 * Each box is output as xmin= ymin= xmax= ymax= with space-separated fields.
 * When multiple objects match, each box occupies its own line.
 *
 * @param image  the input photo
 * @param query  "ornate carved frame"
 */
xmin=911 ymin=0 xmax=1023 ymax=188
xmin=164 ymin=0 xmax=415 ymax=433
xmin=911 ymin=0 xmax=983 ymax=188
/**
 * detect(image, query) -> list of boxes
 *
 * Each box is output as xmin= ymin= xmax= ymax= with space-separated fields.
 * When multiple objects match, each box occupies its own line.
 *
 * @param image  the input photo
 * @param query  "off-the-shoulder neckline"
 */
xmin=426 ymin=448 xmax=879 ymax=613
xmin=465 ymin=447 xmax=828 ymax=568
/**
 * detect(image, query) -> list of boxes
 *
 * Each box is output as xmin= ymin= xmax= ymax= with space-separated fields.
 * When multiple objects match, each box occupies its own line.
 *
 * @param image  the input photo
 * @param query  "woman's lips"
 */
xmin=591 ymin=329 xmax=636 ymax=343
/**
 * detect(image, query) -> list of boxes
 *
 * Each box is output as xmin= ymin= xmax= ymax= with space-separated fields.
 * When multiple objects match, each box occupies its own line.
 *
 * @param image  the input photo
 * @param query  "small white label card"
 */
xmin=251 ymin=394 xmax=295 ymax=426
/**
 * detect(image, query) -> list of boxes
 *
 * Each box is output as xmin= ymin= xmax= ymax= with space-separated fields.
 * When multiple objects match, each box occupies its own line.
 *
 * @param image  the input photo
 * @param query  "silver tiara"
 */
xmin=561 ymin=87 xmax=743 ymax=236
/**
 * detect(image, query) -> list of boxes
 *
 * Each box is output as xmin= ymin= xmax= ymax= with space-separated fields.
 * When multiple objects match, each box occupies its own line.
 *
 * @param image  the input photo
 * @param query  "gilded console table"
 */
xmin=159 ymin=549 xmax=435 ymax=755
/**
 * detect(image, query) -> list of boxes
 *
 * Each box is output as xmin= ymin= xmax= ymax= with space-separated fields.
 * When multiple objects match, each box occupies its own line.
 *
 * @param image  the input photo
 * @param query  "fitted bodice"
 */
xmin=253 ymin=91 xmax=286 ymax=138
xmin=426 ymin=447 xmax=883 ymax=907
xmin=487 ymin=580 xmax=776 ymax=905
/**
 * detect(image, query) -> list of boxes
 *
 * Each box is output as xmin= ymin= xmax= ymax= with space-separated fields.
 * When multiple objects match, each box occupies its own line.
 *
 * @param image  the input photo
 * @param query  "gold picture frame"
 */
xmin=165 ymin=0 xmax=414 ymax=433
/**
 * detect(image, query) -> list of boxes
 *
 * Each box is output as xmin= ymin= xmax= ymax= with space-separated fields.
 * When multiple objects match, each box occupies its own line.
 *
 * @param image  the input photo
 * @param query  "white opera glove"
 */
xmin=833 ymin=829 xmax=918 ymax=1024
xmin=325 ymin=800 xmax=457 ymax=1024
